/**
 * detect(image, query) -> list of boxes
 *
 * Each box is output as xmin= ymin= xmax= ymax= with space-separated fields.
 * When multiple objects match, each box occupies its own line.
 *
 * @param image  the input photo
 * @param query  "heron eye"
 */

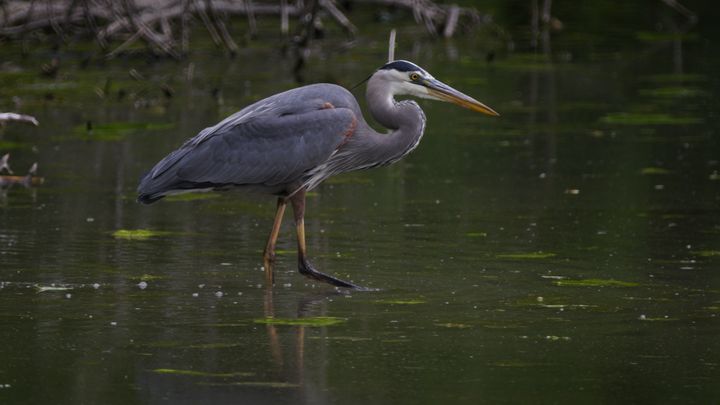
xmin=409 ymin=73 xmax=420 ymax=81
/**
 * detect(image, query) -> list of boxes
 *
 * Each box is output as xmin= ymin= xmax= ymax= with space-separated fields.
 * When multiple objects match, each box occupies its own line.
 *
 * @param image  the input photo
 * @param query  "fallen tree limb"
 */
xmin=0 ymin=112 xmax=39 ymax=126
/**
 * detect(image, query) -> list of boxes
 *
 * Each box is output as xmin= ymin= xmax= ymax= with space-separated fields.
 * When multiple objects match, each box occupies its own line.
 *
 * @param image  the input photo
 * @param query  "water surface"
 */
xmin=1 ymin=3 xmax=719 ymax=403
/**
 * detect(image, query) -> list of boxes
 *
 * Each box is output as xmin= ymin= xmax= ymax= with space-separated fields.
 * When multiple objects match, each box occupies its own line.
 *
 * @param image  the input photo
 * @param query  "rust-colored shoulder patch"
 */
xmin=321 ymin=102 xmax=335 ymax=110
xmin=335 ymin=116 xmax=357 ymax=151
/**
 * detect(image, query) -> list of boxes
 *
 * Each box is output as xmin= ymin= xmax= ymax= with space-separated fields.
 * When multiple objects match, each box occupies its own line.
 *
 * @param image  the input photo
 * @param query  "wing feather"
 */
xmin=138 ymin=84 xmax=359 ymax=202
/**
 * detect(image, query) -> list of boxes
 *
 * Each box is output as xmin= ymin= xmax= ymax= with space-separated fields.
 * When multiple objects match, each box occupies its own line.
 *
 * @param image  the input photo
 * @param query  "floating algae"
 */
xmin=112 ymin=229 xmax=174 ymax=240
xmin=640 ymin=167 xmax=672 ymax=175
xmin=553 ymin=279 xmax=640 ymax=287
xmin=253 ymin=317 xmax=346 ymax=327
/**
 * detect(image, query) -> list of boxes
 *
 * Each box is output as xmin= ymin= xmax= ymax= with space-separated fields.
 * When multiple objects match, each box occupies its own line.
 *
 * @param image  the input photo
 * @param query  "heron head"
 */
xmin=374 ymin=60 xmax=499 ymax=116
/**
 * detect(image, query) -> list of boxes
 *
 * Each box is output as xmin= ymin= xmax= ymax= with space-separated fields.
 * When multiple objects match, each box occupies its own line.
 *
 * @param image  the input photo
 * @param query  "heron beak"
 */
xmin=424 ymin=78 xmax=500 ymax=116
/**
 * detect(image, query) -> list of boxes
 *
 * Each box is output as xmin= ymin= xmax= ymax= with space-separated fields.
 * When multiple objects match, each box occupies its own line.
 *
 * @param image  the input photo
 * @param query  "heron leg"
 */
xmin=289 ymin=189 xmax=367 ymax=290
xmin=263 ymin=198 xmax=287 ymax=284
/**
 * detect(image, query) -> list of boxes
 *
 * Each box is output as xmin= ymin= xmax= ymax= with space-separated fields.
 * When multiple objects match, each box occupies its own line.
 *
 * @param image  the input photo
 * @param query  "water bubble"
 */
xmin=65 ymin=293 xmax=72 ymax=299
xmin=92 ymin=283 xmax=100 ymax=289
xmin=110 ymin=321 xmax=117 ymax=326
xmin=192 ymin=293 xmax=199 ymax=298
xmin=137 ymin=281 xmax=148 ymax=290
xmin=198 ymin=284 xmax=205 ymax=289
xmin=215 ymin=291 xmax=223 ymax=298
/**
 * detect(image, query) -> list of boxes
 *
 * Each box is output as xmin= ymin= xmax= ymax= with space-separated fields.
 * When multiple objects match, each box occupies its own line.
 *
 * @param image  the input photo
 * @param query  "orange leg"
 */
xmin=289 ymin=189 xmax=367 ymax=290
xmin=263 ymin=198 xmax=287 ymax=284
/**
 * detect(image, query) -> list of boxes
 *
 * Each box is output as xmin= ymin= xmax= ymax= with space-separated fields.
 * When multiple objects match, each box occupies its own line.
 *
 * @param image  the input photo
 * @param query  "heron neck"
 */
xmin=365 ymin=80 xmax=426 ymax=162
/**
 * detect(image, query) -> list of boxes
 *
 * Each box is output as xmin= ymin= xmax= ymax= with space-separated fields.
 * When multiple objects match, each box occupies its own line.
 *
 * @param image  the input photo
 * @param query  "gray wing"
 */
xmin=138 ymin=84 xmax=359 ymax=202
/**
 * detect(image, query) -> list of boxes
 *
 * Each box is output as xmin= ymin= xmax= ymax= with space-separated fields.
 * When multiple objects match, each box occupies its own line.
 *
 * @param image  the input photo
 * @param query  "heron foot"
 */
xmin=298 ymin=258 xmax=373 ymax=291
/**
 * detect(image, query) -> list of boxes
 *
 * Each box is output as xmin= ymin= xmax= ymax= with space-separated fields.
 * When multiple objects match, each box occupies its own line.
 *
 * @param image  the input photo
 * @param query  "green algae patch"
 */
xmin=152 ymin=368 xmax=254 ymax=378
xmin=600 ymin=113 xmax=702 ymax=125
xmin=554 ymin=279 xmax=640 ymax=288
xmin=253 ymin=316 xmax=346 ymax=327
xmin=497 ymin=252 xmax=556 ymax=260
xmin=112 ymin=229 xmax=173 ymax=240
xmin=693 ymin=250 xmax=720 ymax=257
xmin=375 ymin=299 xmax=426 ymax=305
xmin=640 ymin=167 xmax=672 ymax=175
xmin=131 ymin=274 xmax=166 ymax=282
xmin=465 ymin=232 xmax=488 ymax=238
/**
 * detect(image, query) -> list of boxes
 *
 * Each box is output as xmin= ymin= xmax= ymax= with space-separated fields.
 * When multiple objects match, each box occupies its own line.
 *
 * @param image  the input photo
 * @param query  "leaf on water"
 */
xmin=112 ymin=229 xmax=172 ymax=240
xmin=496 ymin=252 xmax=556 ymax=260
xmin=253 ymin=317 xmax=346 ymax=327
xmin=640 ymin=167 xmax=672 ymax=175
xmin=152 ymin=368 xmax=254 ymax=378
xmin=165 ymin=193 xmax=221 ymax=202
xmin=600 ymin=112 xmax=703 ymax=126
xmin=374 ymin=299 xmax=426 ymax=305
xmin=553 ymin=278 xmax=640 ymax=287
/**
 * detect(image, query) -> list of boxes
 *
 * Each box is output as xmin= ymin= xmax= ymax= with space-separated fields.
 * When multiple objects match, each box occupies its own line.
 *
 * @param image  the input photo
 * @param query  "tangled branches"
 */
xmin=0 ymin=0 xmax=490 ymax=58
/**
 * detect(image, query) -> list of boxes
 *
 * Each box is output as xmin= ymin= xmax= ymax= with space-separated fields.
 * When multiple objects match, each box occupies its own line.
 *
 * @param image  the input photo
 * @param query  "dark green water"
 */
xmin=1 ymin=2 xmax=719 ymax=404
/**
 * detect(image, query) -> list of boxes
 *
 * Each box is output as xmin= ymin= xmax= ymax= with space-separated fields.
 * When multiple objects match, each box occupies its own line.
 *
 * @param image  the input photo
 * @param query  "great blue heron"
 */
xmin=138 ymin=60 xmax=498 ymax=290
